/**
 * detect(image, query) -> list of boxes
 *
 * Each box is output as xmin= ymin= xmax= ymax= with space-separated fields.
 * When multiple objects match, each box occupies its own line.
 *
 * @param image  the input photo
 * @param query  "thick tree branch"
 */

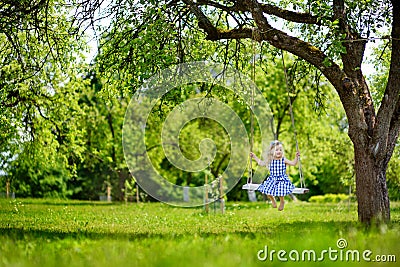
xmin=184 ymin=0 xmax=342 ymax=80
xmin=374 ymin=0 xmax=400 ymax=163
xmin=182 ymin=0 xmax=219 ymax=39
xmin=183 ymin=0 xmax=388 ymax=150
xmin=183 ymin=0 xmax=366 ymax=129
xmin=259 ymin=3 xmax=320 ymax=25
xmin=210 ymin=27 xmax=253 ymax=40
xmin=384 ymin=99 xmax=400 ymax=167
xmin=196 ymin=0 xmax=320 ymax=25
xmin=245 ymin=0 xmax=345 ymax=88
xmin=331 ymin=0 xmax=375 ymax=144
xmin=377 ymin=0 xmax=400 ymax=123
xmin=333 ymin=0 xmax=367 ymax=84
xmin=184 ymin=1 xmax=341 ymax=80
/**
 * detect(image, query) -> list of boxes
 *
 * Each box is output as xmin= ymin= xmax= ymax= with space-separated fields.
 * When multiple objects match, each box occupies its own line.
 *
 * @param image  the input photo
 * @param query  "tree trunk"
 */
xmin=353 ymin=143 xmax=390 ymax=224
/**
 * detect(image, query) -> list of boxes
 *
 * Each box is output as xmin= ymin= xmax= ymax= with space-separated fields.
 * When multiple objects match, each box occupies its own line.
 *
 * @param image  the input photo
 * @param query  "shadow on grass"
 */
xmin=0 ymin=220 xmax=365 ymax=242
xmin=16 ymin=199 xmax=115 ymax=207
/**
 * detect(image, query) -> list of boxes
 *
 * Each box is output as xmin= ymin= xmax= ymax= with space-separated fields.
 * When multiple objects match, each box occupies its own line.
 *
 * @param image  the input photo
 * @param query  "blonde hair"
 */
xmin=265 ymin=140 xmax=284 ymax=165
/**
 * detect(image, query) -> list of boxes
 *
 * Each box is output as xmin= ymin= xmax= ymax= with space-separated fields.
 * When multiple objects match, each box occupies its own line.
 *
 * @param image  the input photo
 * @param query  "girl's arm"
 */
xmin=249 ymin=152 xmax=266 ymax=166
xmin=285 ymin=151 xmax=300 ymax=166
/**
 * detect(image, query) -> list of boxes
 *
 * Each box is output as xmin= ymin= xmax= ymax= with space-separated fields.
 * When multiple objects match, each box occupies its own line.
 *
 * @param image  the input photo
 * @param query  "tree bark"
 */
xmin=353 ymin=143 xmax=391 ymax=223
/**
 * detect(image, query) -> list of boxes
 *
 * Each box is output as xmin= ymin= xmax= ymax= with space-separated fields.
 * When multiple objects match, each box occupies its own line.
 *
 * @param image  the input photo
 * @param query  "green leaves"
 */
xmin=0 ymin=1 xmax=90 ymax=198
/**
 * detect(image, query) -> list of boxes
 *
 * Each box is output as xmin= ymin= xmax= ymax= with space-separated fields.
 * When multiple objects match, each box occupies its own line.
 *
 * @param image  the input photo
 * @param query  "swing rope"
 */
xmin=280 ymin=49 xmax=305 ymax=189
xmin=247 ymin=28 xmax=256 ymax=185
xmin=245 ymin=30 xmax=307 ymax=192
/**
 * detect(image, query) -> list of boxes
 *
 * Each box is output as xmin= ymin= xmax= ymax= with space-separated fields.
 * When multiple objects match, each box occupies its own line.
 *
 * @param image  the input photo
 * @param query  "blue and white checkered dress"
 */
xmin=257 ymin=158 xmax=295 ymax=196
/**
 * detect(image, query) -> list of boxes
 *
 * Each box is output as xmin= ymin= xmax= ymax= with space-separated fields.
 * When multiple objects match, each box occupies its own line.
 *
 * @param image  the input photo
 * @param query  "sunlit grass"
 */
xmin=0 ymin=199 xmax=399 ymax=267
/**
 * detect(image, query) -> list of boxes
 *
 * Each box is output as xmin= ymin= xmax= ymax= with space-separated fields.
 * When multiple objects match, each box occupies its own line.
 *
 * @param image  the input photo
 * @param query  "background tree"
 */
xmin=73 ymin=70 xmax=131 ymax=201
xmin=0 ymin=0 xmax=88 ymax=197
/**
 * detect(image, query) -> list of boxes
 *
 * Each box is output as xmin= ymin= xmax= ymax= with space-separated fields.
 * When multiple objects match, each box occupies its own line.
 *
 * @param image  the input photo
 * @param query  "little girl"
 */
xmin=250 ymin=140 xmax=300 ymax=211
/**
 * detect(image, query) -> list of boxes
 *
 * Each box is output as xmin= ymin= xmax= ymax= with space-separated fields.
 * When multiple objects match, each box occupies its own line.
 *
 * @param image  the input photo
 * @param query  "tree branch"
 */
xmin=246 ymin=0 xmax=344 ymax=85
xmin=385 ymin=99 xmax=400 ymax=167
xmin=182 ymin=0 xmax=219 ymax=40
xmin=333 ymin=0 xmax=367 ymax=75
xmin=182 ymin=0 xmax=375 ymax=143
xmin=182 ymin=0 xmax=355 ymax=118
xmin=374 ymin=0 xmax=400 ymax=162
xmin=259 ymin=3 xmax=320 ymax=25
xmin=330 ymin=0 xmax=374 ymax=142
xmin=196 ymin=0 xmax=320 ymax=25
xmin=183 ymin=0 xmax=343 ymax=85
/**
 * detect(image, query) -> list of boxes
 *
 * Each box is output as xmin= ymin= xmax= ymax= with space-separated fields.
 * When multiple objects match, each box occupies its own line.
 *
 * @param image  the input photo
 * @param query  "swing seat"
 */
xmin=242 ymin=183 xmax=309 ymax=194
xmin=242 ymin=183 xmax=260 ymax=190
xmin=292 ymin=187 xmax=309 ymax=194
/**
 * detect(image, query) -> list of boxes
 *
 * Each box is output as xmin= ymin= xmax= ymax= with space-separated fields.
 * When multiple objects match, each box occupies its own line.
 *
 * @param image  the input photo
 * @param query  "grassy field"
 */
xmin=0 ymin=198 xmax=399 ymax=267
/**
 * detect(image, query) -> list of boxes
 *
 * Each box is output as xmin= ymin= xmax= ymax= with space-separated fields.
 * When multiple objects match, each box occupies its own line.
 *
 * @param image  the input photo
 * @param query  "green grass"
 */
xmin=1 ymin=199 xmax=399 ymax=267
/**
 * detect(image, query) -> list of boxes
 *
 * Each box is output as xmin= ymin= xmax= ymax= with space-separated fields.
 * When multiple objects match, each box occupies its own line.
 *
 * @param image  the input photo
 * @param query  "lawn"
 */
xmin=0 ymin=198 xmax=399 ymax=267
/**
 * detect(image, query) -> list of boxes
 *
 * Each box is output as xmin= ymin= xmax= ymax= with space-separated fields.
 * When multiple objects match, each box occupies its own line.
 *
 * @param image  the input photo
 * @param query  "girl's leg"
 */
xmin=278 ymin=196 xmax=285 ymax=211
xmin=267 ymin=195 xmax=277 ymax=208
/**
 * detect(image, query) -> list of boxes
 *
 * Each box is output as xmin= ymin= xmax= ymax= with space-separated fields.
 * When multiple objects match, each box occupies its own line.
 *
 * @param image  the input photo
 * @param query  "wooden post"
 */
xmin=6 ymin=180 xmax=10 ymax=198
xmin=205 ymin=173 xmax=209 ymax=213
xmin=348 ymin=184 xmax=351 ymax=212
xmin=136 ymin=183 xmax=139 ymax=203
xmin=124 ymin=180 xmax=128 ymax=205
xmin=107 ymin=185 xmax=112 ymax=202
xmin=219 ymin=175 xmax=224 ymax=214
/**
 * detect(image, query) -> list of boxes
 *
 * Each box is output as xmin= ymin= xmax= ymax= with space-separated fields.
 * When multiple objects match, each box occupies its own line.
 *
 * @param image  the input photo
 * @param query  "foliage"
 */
xmin=309 ymin=194 xmax=350 ymax=203
xmin=386 ymin=146 xmax=400 ymax=200
xmin=0 ymin=1 xmax=89 ymax=197
xmin=3 ymin=67 xmax=89 ymax=198
xmin=0 ymin=0 xmax=85 ymax=143
xmin=0 ymin=199 xmax=399 ymax=267
xmin=71 ymin=70 xmax=130 ymax=200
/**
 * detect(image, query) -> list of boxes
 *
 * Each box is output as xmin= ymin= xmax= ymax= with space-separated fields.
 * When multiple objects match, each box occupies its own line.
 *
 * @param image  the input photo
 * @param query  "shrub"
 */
xmin=309 ymin=193 xmax=349 ymax=203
